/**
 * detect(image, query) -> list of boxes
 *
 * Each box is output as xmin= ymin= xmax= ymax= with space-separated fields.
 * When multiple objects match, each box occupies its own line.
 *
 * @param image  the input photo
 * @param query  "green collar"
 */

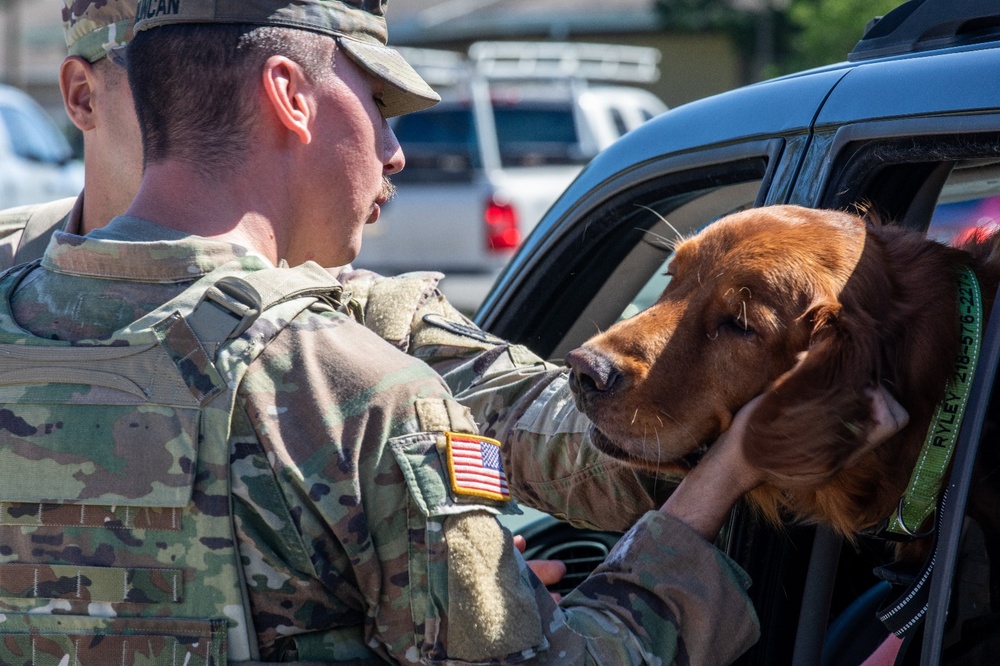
xmin=883 ymin=265 xmax=982 ymax=538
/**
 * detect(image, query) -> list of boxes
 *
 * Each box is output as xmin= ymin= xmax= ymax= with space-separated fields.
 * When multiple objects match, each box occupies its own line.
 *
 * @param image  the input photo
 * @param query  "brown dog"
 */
xmin=565 ymin=204 xmax=1000 ymax=560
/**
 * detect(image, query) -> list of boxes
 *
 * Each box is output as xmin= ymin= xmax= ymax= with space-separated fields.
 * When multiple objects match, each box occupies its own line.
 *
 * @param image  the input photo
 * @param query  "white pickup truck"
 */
xmin=353 ymin=42 xmax=668 ymax=312
xmin=0 ymin=84 xmax=83 ymax=208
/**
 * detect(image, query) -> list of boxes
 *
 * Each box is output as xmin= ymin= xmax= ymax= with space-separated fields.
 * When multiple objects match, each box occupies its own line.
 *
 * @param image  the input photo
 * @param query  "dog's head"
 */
xmin=566 ymin=204 xmax=941 ymax=538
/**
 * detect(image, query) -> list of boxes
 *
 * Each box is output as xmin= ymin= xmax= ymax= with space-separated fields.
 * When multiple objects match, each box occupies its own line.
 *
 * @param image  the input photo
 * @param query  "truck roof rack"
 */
xmin=394 ymin=47 xmax=470 ymax=87
xmin=468 ymin=41 xmax=661 ymax=83
xmin=849 ymin=0 xmax=1000 ymax=62
xmin=394 ymin=41 xmax=662 ymax=88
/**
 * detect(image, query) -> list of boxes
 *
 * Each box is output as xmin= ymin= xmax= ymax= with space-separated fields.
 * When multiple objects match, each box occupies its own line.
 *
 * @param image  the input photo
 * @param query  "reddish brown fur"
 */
xmin=566 ymin=204 xmax=1000 ymax=561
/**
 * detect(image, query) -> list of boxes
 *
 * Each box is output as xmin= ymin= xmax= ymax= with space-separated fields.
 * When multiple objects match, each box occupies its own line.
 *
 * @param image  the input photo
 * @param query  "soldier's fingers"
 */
xmin=865 ymin=386 xmax=909 ymax=445
xmin=526 ymin=558 xmax=567 ymax=588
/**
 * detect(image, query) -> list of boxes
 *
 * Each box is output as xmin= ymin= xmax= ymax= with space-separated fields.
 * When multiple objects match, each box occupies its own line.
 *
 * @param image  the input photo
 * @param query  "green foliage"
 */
xmin=784 ymin=0 xmax=908 ymax=72
xmin=656 ymin=0 xmax=910 ymax=81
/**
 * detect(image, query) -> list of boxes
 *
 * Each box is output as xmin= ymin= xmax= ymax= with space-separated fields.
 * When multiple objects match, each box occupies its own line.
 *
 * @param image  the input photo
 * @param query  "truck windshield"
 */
xmin=390 ymin=108 xmax=480 ymax=184
xmin=390 ymin=102 xmax=586 ymax=183
xmin=494 ymin=105 xmax=586 ymax=167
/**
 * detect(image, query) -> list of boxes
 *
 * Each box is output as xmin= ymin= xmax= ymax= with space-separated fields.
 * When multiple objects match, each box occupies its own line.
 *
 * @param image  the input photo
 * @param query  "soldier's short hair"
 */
xmin=132 ymin=0 xmax=439 ymax=118
xmin=127 ymin=24 xmax=335 ymax=179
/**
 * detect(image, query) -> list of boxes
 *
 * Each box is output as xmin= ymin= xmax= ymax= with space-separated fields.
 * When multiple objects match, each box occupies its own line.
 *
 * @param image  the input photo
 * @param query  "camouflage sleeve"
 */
xmin=532 ymin=510 xmax=759 ymax=664
xmin=233 ymin=305 xmax=758 ymax=664
xmin=338 ymin=269 xmax=674 ymax=532
xmin=0 ymin=205 xmax=32 ymax=269
xmin=0 ymin=196 xmax=77 ymax=269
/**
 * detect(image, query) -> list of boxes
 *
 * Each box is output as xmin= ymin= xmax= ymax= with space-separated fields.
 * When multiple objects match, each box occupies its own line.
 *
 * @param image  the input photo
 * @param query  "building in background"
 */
xmin=0 ymin=0 xmax=67 ymax=117
xmin=0 ymin=0 xmax=743 ymax=142
xmin=387 ymin=0 xmax=742 ymax=109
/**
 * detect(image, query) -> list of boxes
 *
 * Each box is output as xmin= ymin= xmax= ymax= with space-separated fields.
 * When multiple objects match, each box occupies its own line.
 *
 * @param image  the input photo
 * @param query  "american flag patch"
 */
xmin=445 ymin=432 xmax=511 ymax=502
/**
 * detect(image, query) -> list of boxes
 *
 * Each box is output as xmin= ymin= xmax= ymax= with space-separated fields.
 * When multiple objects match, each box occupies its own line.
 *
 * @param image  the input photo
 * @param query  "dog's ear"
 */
xmin=743 ymin=300 xmax=885 ymax=489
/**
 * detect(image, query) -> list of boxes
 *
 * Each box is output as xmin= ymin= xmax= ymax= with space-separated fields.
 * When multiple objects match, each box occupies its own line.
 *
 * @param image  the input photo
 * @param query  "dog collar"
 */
xmin=883 ymin=265 xmax=982 ymax=538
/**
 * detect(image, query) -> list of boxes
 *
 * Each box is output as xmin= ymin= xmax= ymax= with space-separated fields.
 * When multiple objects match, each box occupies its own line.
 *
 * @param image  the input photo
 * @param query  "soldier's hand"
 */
xmin=660 ymin=386 xmax=909 ymax=542
xmin=514 ymin=534 xmax=567 ymax=602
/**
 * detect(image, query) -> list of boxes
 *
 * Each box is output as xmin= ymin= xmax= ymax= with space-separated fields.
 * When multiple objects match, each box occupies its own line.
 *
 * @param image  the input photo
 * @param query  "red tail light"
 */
xmin=484 ymin=196 xmax=520 ymax=252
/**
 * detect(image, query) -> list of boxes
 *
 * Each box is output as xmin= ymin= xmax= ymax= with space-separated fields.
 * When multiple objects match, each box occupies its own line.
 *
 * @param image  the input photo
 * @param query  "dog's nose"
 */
xmin=565 ymin=346 xmax=623 ymax=398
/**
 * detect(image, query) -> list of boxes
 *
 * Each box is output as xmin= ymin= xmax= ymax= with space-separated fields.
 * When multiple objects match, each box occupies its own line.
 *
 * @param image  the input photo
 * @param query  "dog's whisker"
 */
xmin=740 ymin=286 xmax=752 ymax=298
xmin=634 ymin=203 xmax=685 ymax=245
xmin=654 ymin=407 xmax=700 ymax=447
xmin=643 ymin=424 xmax=649 ymax=464
xmin=654 ymin=427 xmax=663 ymax=485
xmin=638 ymin=228 xmax=677 ymax=252
xmin=631 ymin=408 xmax=639 ymax=425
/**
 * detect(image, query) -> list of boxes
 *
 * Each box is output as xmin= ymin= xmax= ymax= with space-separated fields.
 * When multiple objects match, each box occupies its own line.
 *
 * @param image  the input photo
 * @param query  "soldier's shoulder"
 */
xmin=0 ymin=197 xmax=76 ymax=231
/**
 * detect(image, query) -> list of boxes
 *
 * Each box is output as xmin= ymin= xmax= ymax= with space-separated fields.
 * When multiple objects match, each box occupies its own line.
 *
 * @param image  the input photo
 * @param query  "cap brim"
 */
xmin=107 ymin=45 xmax=128 ymax=68
xmin=338 ymin=37 xmax=440 ymax=117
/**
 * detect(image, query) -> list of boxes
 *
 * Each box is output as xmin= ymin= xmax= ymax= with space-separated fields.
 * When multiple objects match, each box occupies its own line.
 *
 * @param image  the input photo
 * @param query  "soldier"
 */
xmin=0 ymin=0 xmax=142 ymax=267
xmin=0 ymin=1 xmax=786 ymax=663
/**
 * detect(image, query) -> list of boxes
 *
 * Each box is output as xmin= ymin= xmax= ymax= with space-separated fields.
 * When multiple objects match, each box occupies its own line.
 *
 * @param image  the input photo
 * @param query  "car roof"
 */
xmin=534 ymin=24 xmax=1000 ymax=242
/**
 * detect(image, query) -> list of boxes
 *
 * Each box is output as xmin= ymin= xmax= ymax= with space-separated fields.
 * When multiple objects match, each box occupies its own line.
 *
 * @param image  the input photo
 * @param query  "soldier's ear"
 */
xmin=261 ymin=55 xmax=312 ymax=145
xmin=60 ymin=56 xmax=97 ymax=131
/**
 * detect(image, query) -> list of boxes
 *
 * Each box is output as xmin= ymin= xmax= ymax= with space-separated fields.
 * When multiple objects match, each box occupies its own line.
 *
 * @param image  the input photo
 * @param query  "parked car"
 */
xmin=0 ymin=84 xmax=82 ymax=208
xmin=480 ymin=0 xmax=1000 ymax=664
xmin=353 ymin=42 xmax=668 ymax=312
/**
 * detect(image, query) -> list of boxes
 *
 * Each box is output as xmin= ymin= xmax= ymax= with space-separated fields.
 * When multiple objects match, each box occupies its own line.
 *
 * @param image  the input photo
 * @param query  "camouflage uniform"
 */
xmin=0 ymin=218 xmax=759 ymax=664
xmin=0 ymin=195 xmax=79 ymax=268
xmin=339 ymin=269 xmax=678 ymax=533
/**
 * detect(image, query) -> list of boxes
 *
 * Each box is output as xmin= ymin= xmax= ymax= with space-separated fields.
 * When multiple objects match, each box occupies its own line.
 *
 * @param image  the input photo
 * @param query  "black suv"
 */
xmin=479 ymin=1 xmax=1000 ymax=664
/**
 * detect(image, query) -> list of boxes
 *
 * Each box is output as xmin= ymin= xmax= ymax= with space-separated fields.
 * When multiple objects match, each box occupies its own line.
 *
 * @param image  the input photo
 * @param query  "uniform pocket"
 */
xmin=0 ymin=398 xmax=200 ymax=508
xmin=0 ymin=613 xmax=228 ymax=666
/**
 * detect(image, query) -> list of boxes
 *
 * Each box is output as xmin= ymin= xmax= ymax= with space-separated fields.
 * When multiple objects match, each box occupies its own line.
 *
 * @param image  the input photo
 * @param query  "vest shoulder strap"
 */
xmin=187 ymin=261 xmax=355 ymax=354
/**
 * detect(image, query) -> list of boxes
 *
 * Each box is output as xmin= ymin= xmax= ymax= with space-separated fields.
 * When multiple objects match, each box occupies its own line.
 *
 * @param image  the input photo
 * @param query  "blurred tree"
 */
xmin=786 ymin=0 xmax=906 ymax=71
xmin=0 ymin=0 xmax=23 ymax=87
xmin=655 ymin=0 xmax=908 ymax=82
xmin=655 ymin=0 xmax=793 ymax=82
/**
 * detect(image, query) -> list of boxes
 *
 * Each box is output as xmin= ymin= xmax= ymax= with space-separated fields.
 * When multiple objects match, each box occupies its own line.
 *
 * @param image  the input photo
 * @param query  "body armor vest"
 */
xmin=0 ymin=260 xmax=352 ymax=665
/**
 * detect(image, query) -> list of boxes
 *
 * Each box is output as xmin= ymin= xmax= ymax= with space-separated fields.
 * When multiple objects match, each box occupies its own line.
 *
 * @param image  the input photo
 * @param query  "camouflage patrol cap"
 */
xmin=132 ymin=0 xmax=440 ymax=117
xmin=63 ymin=0 xmax=135 ymax=63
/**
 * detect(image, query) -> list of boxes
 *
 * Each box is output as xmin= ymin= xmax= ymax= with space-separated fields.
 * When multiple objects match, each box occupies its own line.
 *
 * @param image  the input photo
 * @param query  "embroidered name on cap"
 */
xmin=137 ymin=0 xmax=180 ymax=19
xmin=445 ymin=432 xmax=511 ymax=502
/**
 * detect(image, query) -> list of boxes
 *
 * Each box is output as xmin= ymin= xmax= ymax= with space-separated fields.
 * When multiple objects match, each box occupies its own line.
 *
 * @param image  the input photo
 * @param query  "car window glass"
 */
xmin=389 ymin=108 xmax=479 ymax=183
xmin=927 ymin=159 xmax=1000 ymax=245
xmin=493 ymin=104 xmax=586 ymax=167
xmin=614 ymin=180 xmax=762 ymax=323
xmin=0 ymin=103 xmax=70 ymax=164
xmin=608 ymin=107 xmax=629 ymax=137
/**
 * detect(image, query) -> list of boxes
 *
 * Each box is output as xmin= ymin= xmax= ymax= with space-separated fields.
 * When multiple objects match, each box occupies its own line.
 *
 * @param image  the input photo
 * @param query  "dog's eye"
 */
xmin=714 ymin=317 xmax=756 ymax=338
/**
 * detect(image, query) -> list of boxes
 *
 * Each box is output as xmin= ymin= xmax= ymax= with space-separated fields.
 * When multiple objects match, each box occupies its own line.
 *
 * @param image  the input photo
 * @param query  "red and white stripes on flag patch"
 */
xmin=445 ymin=432 xmax=511 ymax=502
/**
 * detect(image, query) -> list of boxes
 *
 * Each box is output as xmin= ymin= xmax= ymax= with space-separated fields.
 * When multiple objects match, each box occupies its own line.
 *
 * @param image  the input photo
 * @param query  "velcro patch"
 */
xmin=445 ymin=432 xmax=511 ymax=502
xmin=422 ymin=314 xmax=507 ymax=344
